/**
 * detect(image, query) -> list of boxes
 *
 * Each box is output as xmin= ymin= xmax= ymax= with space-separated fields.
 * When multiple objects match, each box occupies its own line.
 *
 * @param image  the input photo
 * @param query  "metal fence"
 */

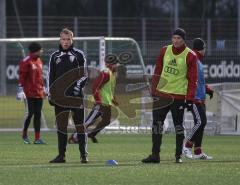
xmin=7 ymin=16 xmax=237 ymax=40
xmin=6 ymin=16 xmax=238 ymax=58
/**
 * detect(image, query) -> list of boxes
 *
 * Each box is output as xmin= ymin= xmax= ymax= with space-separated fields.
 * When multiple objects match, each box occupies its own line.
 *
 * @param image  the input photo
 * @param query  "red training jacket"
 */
xmin=18 ymin=54 xmax=45 ymax=98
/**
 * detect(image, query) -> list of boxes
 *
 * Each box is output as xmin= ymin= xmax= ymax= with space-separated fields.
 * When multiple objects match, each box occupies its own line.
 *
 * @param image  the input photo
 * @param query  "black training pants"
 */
xmin=54 ymin=105 xmax=87 ymax=157
xmin=23 ymin=98 xmax=43 ymax=132
xmin=152 ymin=97 xmax=185 ymax=158
xmin=85 ymin=104 xmax=111 ymax=138
xmin=188 ymin=103 xmax=207 ymax=147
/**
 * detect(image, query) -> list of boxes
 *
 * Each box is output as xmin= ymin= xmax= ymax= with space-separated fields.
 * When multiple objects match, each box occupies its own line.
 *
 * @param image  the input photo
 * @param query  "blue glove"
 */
xmin=16 ymin=85 xmax=26 ymax=101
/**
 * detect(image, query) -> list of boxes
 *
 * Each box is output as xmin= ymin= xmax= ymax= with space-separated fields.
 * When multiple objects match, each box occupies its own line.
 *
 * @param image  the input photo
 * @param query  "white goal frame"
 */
xmin=0 ymin=37 xmax=147 ymax=132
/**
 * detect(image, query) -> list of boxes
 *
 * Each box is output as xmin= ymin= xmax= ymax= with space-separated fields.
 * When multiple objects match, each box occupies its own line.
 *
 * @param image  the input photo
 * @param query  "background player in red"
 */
xmin=17 ymin=42 xmax=46 ymax=144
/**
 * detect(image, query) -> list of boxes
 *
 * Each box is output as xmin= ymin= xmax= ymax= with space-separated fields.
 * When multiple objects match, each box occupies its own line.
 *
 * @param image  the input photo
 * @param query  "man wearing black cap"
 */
xmin=142 ymin=28 xmax=198 ymax=163
xmin=183 ymin=38 xmax=214 ymax=160
xmin=17 ymin=42 xmax=46 ymax=144
xmin=68 ymin=54 xmax=119 ymax=144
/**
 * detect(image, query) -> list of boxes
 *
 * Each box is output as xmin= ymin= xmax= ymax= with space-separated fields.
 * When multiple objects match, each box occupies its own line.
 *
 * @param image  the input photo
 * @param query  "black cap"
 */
xmin=173 ymin=28 xmax=186 ymax=40
xmin=28 ymin=42 xmax=42 ymax=53
xmin=193 ymin=38 xmax=206 ymax=51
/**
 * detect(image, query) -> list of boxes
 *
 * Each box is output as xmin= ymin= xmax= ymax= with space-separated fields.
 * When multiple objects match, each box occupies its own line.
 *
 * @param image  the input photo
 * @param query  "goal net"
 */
xmin=0 ymin=37 xmax=151 ymax=132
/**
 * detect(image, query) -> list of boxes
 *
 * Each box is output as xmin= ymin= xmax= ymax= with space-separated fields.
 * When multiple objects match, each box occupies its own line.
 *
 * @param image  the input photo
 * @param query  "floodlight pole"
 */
xmin=174 ymin=0 xmax=179 ymax=29
xmin=0 ymin=0 xmax=6 ymax=95
xmin=107 ymin=0 xmax=112 ymax=52
xmin=207 ymin=19 xmax=212 ymax=56
xmin=38 ymin=0 xmax=43 ymax=37
xmin=107 ymin=0 xmax=112 ymax=37
xmin=238 ymin=0 xmax=240 ymax=55
xmin=0 ymin=0 xmax=6 ymax=38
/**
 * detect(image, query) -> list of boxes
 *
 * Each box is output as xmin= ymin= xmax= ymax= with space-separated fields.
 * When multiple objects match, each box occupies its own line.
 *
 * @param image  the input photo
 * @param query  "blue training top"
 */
xmin=195 ymin=59 xmax=206 ymax=101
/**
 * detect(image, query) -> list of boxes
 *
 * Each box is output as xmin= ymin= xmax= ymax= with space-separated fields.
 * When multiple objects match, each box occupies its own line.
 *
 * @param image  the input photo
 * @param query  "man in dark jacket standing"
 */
xmin=48 ymin=28 xmax=88 ymax=163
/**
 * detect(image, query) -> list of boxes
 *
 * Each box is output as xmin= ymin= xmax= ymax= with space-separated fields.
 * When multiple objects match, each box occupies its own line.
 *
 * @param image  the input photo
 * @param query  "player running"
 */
xmin=68 ymin=54 xmax=119 ymax=144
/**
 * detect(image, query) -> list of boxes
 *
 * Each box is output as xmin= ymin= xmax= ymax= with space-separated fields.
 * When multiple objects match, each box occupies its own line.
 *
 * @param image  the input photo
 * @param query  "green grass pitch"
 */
xmin=0 ymin=132 xmax=240 ymax=185
xmin=0 ymin=94 xmax=218 ymax=130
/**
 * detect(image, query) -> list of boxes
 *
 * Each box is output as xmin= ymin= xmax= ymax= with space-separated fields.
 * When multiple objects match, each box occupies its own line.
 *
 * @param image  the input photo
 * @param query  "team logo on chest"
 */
xmin=69 ymin=55 xmax=76 ymax=62
xmin=168 ymin=58 xmax=177 ymax=66
xmin=56 ymin=57 xmax=61 ymax=64
xmin=164 ymin=66 xmax=179 ymax=75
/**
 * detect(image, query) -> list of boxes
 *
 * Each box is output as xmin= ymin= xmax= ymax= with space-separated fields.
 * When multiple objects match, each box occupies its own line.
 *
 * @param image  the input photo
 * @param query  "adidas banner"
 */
xmin=202 ymin=55 xmax=240 ymax=83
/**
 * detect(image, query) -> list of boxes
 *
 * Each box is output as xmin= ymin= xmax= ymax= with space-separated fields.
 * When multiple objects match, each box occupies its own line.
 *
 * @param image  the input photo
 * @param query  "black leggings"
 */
xmin=23 ymin=98 xmax=43 ymax=132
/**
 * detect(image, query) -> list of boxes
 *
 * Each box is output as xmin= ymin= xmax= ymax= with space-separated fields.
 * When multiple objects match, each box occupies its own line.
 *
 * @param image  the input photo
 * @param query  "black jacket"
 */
xmin=48 ymin=45 xmax=87 ymax=99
